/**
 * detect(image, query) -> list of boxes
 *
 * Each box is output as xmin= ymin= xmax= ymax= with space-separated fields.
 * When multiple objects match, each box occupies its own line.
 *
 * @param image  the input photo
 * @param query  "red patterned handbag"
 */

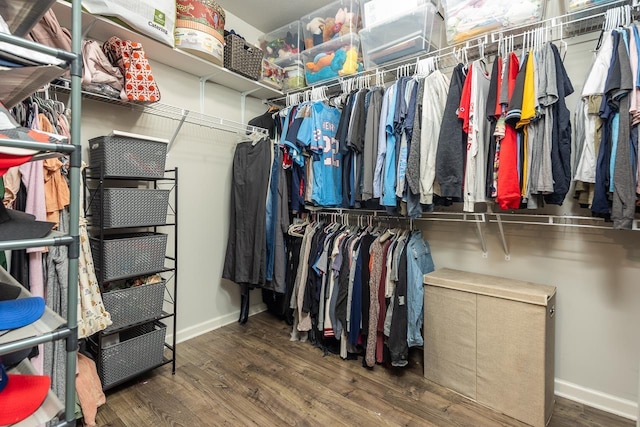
xmin=102 ymin=36 xmax=160 ymax=103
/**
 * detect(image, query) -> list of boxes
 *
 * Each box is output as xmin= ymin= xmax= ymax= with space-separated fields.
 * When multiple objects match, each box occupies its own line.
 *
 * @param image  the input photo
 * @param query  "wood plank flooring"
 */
xmin=91 ymin=312 xmax=635 ymax=427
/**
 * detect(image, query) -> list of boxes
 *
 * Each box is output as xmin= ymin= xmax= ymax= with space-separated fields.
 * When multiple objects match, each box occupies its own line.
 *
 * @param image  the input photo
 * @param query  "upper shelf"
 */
xmin=0 ymin=65 xmax=66 ymax=108
xmin=50 ymin=1 xmax=283 ymax=100
xmin=0 ymin=0 xmax=57 ymax=37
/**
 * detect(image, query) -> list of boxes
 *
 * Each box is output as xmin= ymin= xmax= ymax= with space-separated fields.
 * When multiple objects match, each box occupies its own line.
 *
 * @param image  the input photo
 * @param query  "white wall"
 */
xmin=76 ymin=58 xmax=267 ymax=343
xmin=72 ymin=8 xmax=640 ymax=421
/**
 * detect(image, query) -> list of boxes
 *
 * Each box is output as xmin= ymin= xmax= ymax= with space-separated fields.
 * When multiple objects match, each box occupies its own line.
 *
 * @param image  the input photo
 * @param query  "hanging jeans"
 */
xmin=406 ymin=230 xmax=435 ymax=347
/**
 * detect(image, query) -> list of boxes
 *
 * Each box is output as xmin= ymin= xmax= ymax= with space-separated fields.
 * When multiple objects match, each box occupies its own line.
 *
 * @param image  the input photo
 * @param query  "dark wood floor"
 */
xmin=92 ymin=312 xmax=634 ymax=427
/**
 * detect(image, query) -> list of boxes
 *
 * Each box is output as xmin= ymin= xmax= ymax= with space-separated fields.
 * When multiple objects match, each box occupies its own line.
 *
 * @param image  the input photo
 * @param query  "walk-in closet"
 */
xmin=0 ymin=0 xmax=638 ymax=426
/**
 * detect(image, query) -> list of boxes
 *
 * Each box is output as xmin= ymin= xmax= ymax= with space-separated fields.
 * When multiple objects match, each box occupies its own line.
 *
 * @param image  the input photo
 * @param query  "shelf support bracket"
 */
xmin=474 ymin=214 xmax=488 ymax=258
xmin=199 ymin=73 xmax=222 ymax=113
xmin=81 ymin=18 xmax=99 ymax=39
xmin=240 ymin=88 xmax=260 ymax=126
xmin=494 ymin=214 xmax=510 ymax=260
xmin=167 ymin=109 xmax=189 ymax=153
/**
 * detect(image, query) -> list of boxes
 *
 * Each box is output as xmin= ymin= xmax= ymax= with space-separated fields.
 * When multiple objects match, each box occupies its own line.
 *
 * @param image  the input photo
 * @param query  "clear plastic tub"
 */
xmin=258 ymin=20 xmax=304 ymax=67
xmin=568 ymin=0 xmax=619 ymax=11
xmin=301 ymin=0 xmax=362 ymax=51
xmin=441 ymin=0 xmax=545 ymax=44
xmin=302 ymin=33 xmax=362 ymax=85
xmin=360 ymin=0 xmax=431 ymax=28
xmin=359 ymin=2 xmax=443 ymax=69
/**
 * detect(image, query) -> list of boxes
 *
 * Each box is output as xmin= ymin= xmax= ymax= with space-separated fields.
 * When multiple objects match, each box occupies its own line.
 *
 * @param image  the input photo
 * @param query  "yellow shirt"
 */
xmin=517 ymin=51 xmax=536 ymax=129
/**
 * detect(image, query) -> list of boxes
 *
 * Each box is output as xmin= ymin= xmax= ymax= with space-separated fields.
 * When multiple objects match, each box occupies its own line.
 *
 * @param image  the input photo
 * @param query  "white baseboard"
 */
xmin=165 ymin=303 xmax=267 ymax=345
xmin=555 ymin=378 xmax=638 ymax=421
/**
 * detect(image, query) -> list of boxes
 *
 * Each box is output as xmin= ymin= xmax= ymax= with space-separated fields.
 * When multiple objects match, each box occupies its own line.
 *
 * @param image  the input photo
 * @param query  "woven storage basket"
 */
xmin=90 ymin=188 xmax=170 ymax=229
xmin=97 ymin=322 xmax=166 ymax=389
xmin=102 ymin=280 xmax=166 ymax=332
xmin=90 ymin=232 xmax=167 ymax=282
xmin=89 ymin=135 xmax=167 ymax=179
xmin=223 ymin=34 xmax=263 ymax=80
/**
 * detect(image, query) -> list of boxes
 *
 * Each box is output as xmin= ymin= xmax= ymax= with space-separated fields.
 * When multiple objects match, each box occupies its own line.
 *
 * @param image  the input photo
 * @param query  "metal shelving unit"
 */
xmin=84 ymin=167 xmax=178 ymax=391
xmin=0 ymin=0 xmax=82 ymax=425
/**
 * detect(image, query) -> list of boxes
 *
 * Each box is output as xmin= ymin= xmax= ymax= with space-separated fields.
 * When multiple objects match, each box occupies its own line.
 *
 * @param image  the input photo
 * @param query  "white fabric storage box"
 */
xmin=423 ymin=268 xmax=556 ymax=427
xmin=301 ymin=0 xmax=362 ymax=50
xmin=359 ymin=1 xmax=443 ymax=69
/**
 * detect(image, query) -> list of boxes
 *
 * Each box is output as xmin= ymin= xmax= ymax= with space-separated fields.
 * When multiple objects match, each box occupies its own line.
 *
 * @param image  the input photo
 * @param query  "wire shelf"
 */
xmin=50 ymin=83 xmax=269 ymax=136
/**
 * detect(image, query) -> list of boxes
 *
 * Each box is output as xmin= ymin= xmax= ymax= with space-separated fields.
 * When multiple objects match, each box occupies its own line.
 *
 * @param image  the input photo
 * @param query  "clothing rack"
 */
xmin=313 ymin=206 xmax=640 ymax=261
xmin=267 ymin=0 xmax=640 ymax=106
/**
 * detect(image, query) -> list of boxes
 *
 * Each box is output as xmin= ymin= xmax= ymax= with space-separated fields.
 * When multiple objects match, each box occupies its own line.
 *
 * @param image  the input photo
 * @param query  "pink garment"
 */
xmin=76 ymin=353 xmax=106 ymax=426
xmin=19 ymin=160 xmax=48 ymax=375
xmin=2 ymin=167 xmax=21 ymax=207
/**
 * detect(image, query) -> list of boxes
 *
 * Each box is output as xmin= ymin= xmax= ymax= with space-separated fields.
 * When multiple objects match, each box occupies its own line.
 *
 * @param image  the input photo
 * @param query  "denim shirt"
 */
xmin=406 ymin=230 xmax=435 ymax=347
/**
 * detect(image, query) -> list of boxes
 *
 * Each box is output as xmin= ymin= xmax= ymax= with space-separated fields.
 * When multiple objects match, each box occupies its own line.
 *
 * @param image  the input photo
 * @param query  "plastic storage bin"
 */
xmin=568 ymin=0 xmax=618 ymax=11
xmin=282 ymin=62 xmax=306 ymax=91
xmin=360 ymin=0 xmax=433 ymax=28
xmin=260 ymin=59 xmax=285 ymax=89
xmin=90 ymin=188 xmax=170 ymax=229
xmin=259 ymin=20 xmax=306 ymax=91
xmin=95 ymin=322 xmax=167 ymax=389
xmin=301 ymin=0 xmax=362 ymax=50
xmin=102 ymin=280 xmax=166 ymax=331
xmin=359 ymin=2 xmax=443 ymax=69
xmin=302 ymin=33 xmax=363 ymax=85
xmin=441 ymin=0 xmax=544 ymax=44
xmin=259 ymin=21 xmax=304 ymax=66
xmin=90 ymin=232 xmax=168 ymax=282
xmin=89 ymin=135 xmax=168 ymax=179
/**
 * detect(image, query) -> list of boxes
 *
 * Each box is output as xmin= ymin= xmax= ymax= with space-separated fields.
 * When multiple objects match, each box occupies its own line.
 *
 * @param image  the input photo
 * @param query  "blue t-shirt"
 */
xmin=298 ymin=102 xmax=342 ymax=206
xmin=382 ymin=83 xmax=398 ymax=206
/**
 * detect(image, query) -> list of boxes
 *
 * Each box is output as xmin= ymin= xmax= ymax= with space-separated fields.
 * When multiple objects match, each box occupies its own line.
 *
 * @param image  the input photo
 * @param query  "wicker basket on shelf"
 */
xmin=223 ymin=34 xmax=263 ymax=80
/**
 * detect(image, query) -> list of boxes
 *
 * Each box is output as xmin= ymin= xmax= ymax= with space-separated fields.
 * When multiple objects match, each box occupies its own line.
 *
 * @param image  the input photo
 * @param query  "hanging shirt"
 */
xmin=436 ymin=64 xmax=468 ymax=199
xmin=420 ymin=70 xmax=450 ymax=205
xmin=362 ymin=88 xmax=383 ymax=201
xmin=382 ymin=82 xmax=399 ymax=206
xmin=496 ymin=53 xmax=522 ymax=210
xmin=298 ymin=102 xmax=342 ymax=207
xmin=463 ymin=60 xmax=491 ymax=212
xmin=544 ymin=43 xmax=575 ymax=206
xmin=373 ymin=85 xmax=393 ymax=199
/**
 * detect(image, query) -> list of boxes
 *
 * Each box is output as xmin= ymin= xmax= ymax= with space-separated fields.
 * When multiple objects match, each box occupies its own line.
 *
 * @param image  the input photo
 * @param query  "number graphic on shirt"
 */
xmin=322 ymin=135 xmax=339 ymax=167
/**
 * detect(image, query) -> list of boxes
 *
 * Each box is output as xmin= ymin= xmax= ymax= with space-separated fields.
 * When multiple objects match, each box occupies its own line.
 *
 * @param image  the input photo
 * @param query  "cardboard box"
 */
xmin=423 ymin=268 xmax=556 ymax=427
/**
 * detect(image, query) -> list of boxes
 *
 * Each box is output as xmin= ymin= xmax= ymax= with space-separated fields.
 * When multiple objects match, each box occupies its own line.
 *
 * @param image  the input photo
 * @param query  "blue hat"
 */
xmin=0 ymin=296 xmax=45 ymax=331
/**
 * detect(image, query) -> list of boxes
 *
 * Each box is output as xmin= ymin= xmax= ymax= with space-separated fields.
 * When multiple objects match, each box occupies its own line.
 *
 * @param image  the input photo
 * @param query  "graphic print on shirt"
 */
xmin=298 ymin=102 xmax=343 ymax=206
xmin=313 ymin=125 xmax=340 ymax=168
